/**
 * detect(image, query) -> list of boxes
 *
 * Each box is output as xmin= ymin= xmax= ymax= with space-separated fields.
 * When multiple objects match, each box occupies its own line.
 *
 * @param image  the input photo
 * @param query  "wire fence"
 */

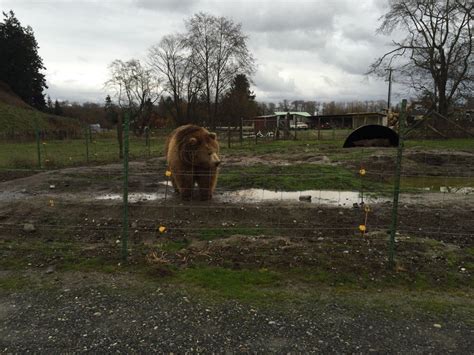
xmin=0 ymin=103 xmax=473 ymax=279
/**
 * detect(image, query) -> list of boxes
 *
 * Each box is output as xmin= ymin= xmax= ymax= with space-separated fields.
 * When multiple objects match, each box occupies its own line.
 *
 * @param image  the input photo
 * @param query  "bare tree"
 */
xmin=148 ymin=35 xmax=188 ymax=125
xmin=106 ymin=59 xmax=161 ymax=136
xmin=184 ymin=57 xmax=204 ymax=123
xmin=183 ymin=12 xmax=255 ymax=129
xmin=369 ymin=0 xmax=473 ymax=115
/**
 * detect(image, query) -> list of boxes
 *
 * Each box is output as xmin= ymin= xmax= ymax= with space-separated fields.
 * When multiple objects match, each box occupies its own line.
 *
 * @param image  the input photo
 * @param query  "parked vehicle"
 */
xmin=290 ymin=122 xmax=309 ymax=130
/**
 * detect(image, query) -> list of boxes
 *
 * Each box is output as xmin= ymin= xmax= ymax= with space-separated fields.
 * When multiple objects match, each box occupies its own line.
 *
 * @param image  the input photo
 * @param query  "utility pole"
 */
xmin=386 ymin=68 xmax=393 ymax=113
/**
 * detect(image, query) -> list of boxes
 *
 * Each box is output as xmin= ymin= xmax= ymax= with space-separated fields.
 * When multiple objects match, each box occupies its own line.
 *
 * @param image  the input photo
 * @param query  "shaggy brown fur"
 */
xmin=165 ymin=124 xmax=220 ymax=200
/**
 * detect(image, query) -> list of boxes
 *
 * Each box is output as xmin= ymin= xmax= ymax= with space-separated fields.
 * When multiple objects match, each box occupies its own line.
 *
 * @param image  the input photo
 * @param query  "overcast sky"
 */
xmin=1 ymin=0 xmax=408 ymax=105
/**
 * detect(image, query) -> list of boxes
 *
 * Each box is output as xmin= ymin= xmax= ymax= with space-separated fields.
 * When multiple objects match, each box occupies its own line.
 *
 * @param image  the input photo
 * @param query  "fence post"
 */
xmin=294 ymin=116 xmax=297 ymax=140
xmin=318 ymin=116 xmax=321 ymax=140
xmin=145 ymin=126 xmax=150 ymax=157
xmin=84 ymin=125 xmax=89 ymax=163
xmin=388 ymin=99 xmax=407 ymax=268
xmin=239 ymin=118 xmax=243 ymax=146
xmin=121 ymin=111 xmax=130 ymax=263
xmin=34 ymin=119 xmax=42 ymax=169
xmin=332 ymin=118 xmax=335 ymax=140
xmin=227 ymin=124 xmax=231 ymax=148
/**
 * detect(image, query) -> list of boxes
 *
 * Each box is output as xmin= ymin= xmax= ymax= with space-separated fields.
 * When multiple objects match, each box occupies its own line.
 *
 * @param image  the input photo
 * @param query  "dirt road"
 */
xmin=1 ymin=277 xmax=473 ymax=353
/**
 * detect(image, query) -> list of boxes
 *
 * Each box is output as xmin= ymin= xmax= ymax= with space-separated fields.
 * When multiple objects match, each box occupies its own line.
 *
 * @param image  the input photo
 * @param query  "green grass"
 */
xmin=175 ymin=266 xmax=284 ymax=302
xmin=221 ymin=136 xmax=343 ymax=156
xmin=0 ymin=101 xmax=80 ymax=134
xmin=0 ymin=274 xmax=31 ymax=291
xmin=218 ymin=163 xmax=387 ymax=191
xmin=0 ymin=136 xmax=165 ymax=169
xmin=2 ymin=236 xmax=472 ymax=318
xmin=405 ymin=138 xmax=474 ymax=150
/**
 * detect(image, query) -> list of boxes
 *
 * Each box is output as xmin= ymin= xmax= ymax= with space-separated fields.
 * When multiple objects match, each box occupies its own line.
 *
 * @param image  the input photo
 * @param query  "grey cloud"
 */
xmin=341 ymin=25 xmax=376 ymax=44
xmin=6 ymin=0 xmax=396 ymax=104
xmin=253 ymin=64 xmax=298 ymax=97
xmin=133 ymin=0 xmax=195 ymax=12
xmin=220 ymin=0 xmax=356 ymax=34
xmin=46 ymin=82 xmax=105 ymax=103
xmin=261 ymin=29 xmax=331 ymax=52
xmin=321 ymin=75 xmax=336 ymax=87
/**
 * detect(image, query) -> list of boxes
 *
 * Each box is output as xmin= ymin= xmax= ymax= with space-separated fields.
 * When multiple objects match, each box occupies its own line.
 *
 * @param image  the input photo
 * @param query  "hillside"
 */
xmin=0 ymin=81 xmax=32 ymax=109
xmin=0 ymin=81 xmax=81 ymax=137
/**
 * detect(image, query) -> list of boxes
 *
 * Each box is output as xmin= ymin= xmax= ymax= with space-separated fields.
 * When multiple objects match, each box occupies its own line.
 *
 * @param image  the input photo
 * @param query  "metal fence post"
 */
xmin=332 ymin=118 xmax=336 ymax=140
xmin=122 ymin=111 xmax=130 ymax=263
xmin=294 ymin=116 xmax=297 ymax=140
xmin=34 ymin=119 xmax=42 ymax=169
xmin=318 ymin=116 xmax=321 ymax=140
xmin=84 ymin=125 xmax=89 ymax=163
xmin=145 ymin=126 xmax=150 ymax=157
xmin=389 ymin=99 xmax=407 ymax=268
xmin=239 ymin=118 xmax=243 ymax=146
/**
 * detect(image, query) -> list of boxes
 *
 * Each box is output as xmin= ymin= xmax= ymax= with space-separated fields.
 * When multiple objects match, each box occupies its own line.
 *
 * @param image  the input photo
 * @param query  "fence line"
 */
xmin=0 ymin=101 xmax=473 ymax=271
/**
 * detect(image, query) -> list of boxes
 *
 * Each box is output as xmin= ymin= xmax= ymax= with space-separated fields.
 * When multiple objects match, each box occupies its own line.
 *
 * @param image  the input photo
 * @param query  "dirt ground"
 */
xmin=0 ymin=148 xmax=473 ymax=278
xmin=1 ymin=146 xmax=473 ymax=352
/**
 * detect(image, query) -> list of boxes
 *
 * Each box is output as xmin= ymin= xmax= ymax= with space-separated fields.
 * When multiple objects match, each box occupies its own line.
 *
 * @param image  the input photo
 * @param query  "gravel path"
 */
xmin=1 ymin=287 xmax=472 ymax=353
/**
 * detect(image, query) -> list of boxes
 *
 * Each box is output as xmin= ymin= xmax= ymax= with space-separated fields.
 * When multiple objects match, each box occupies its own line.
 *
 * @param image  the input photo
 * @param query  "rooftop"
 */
xmin=274 ymin=111 xmax=311 ymax=117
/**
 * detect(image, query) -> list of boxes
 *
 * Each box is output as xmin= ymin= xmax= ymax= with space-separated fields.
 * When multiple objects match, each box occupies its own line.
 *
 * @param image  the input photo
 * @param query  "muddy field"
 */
xmin=1 ymin=147 xmax=473 ymax=274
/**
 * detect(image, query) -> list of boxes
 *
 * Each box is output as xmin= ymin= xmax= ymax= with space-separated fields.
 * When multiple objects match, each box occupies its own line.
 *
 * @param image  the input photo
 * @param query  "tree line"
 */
xmin=105 ymin=12 xmax=256 ymax=133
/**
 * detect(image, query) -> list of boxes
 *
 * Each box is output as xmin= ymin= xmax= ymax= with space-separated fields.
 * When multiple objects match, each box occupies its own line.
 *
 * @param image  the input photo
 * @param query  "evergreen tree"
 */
xmin=0 ymin=11 xmax=47 ymax=109
xmin=46 ymin=95 xmax=53 ymax=113
xmin=53 ymin=100 xmax=63 ymax=116
xmin=220 ymin=74 xmax=257 ymax=127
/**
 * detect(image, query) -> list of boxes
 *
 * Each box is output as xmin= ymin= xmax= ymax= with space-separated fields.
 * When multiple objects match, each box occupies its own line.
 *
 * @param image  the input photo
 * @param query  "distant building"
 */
xmin=89 ymin=123 xmax=102 ymax=133
xmin=274 ymin=111 xmax=312 ymax=123
xmin=252 ymin=112 xmax=311 ymax=133
xmin=308 ymin=112 xmax=386 ymax=129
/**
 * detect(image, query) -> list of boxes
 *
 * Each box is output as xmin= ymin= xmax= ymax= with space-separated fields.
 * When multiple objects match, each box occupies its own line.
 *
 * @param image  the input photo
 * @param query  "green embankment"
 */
xmin=0 ymin=101 xmax=80 ymax=135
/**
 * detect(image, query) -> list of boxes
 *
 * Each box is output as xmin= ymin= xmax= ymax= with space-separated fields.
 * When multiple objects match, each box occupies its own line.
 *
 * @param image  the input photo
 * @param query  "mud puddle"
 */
xmin=95 ymin=189 xmax=386 ymax=207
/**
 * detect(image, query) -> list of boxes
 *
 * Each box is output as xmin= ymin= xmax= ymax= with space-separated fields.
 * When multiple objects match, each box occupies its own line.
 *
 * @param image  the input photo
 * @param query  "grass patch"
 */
xmin=0 ymin=136 xmax=165 ymax=169
xmin=218 ymin=163 xmax=387 ymax=191
xmin=405 ymin=138 xmax=474 ymax=150
xmin=175 ymin=266 xmax=284 ymax=302
xmin=0 ymin=275 xmax=31 ymax=291
xmin=0 ymin=239 xmax=120 ymax=273
xmin=60 ymin=256 xmax=119 ymax=273
xmin=0 ymin=101 xmax=78 ymax=133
